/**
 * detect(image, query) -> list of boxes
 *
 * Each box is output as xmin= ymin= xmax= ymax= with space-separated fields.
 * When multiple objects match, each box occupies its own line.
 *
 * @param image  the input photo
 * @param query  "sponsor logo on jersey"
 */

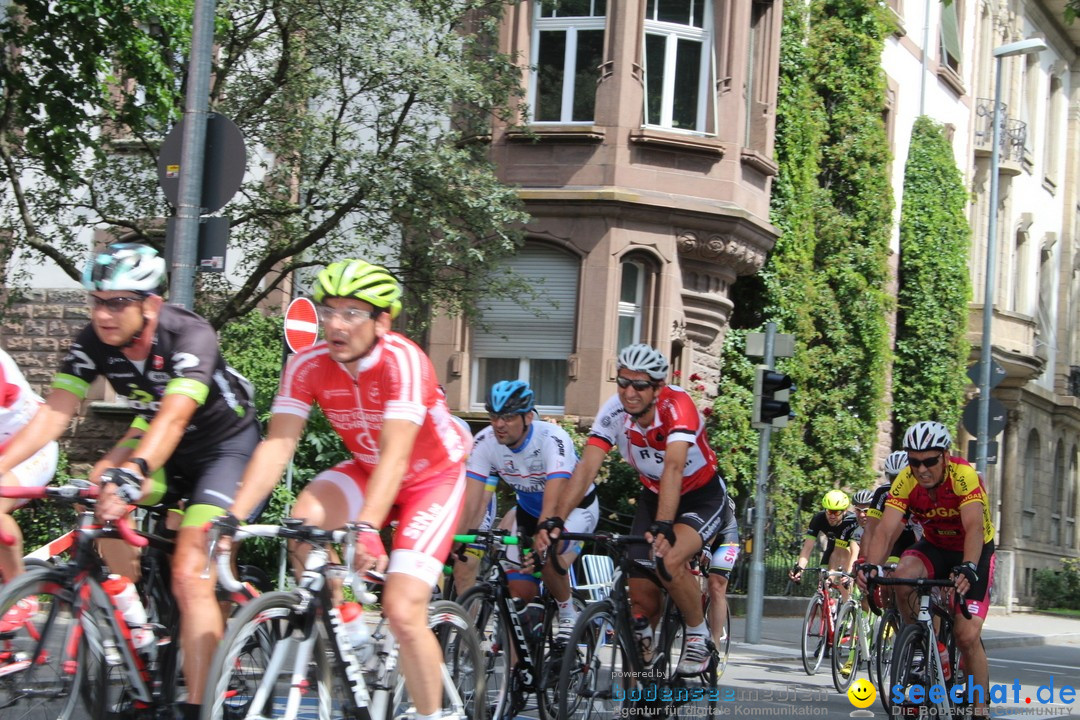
xmin=152 ymin=355 xmax=165 ymax=370
xmin=171 ymin=352 xmax=199 ymax=376
xmin=367 ymin=383 xmax=380 ymax=403
xmin=922 ymin=507 xmax=960 ymax=519
xmin=107 ymin=356 xmax=127 ymax=365
xmin=66 ymin=349 xmax=95 ymax=375
xmin=125 ymin=386 xmax=162 ymax=412
xmin=402 ymin=502 xmax=443 ymax=540
xmin=147 ymin=371 xmax=171 ymax=383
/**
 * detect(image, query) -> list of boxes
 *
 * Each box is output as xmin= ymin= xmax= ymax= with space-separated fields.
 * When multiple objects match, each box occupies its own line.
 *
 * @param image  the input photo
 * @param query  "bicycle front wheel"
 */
xmin=536 ymin=591 xmax=586 ymax=720
xmin=799 ymin=593 xmax=826 ymax=675
xmin=890 ymin=622 xmax=931 ymax=715
xmin=874 ymin=608 xmax=900 ymax=714
xmin=428 ymin=600 xmax=486 ymax=720
xmin=557 ymin=601 xmax=631 ymax=720
xmin=201 ymin=590 xmax=338 ymax=720
xmin=455 ymin=586 xmax=509 ymax=720
xmin=0 ymin=566 xmax=96 ymax=720
xmin=830 ymin=601 xmax=860 ymax=692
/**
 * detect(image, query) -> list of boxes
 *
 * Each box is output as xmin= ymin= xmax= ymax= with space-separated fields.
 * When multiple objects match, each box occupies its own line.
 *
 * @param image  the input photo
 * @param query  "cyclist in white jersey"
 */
xmin=0 ymin=349 xmax=59 ymax=582
xmin=460 ymin=380 xmax=599 ymax=641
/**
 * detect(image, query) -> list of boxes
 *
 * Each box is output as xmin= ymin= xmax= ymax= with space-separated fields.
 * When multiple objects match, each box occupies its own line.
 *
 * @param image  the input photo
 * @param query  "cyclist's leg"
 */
xmin=0 ymin=441 xmax=57 ymax=581
xmin=893 ymin=542 xmax=934 ymax=622
xmin=452 ymin=489 xmax=496 ymax=596
xmin=708 ymin=539 xmax=740 ymax=647
xmin=505 ymin=507 xmax=542 ymax=603
xmin=288 ymin=462 xmax=364 ymax=602
xmin=385 ymin=463 xmax=466 ymax=718
xmin=543 ymin=497 xmax=599 ymax=636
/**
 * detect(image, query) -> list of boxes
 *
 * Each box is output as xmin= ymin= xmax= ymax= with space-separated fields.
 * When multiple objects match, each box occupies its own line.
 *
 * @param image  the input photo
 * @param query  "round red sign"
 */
xmin=284 ymin=297 xmax=319 ymax=353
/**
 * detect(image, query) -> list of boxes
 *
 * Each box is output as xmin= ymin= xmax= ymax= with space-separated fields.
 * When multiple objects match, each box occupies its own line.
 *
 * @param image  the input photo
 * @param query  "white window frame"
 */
xmin=529 ymin=1 xmax=607 ymax=124
xmin=617 ymin=260 xmax=645 ymax=349
xmin=642 ymin=0 xmax=714 ymax=134
xmin=469 ymin=357 xmax=568 ymax=417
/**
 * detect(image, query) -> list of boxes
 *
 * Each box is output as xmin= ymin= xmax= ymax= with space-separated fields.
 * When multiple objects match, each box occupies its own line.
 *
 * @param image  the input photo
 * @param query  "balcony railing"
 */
xmin=974 ymin=97 xmax=1027 ymax=162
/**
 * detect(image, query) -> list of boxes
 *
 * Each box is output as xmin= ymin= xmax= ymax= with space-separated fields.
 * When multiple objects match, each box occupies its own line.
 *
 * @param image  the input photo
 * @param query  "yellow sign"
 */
xmin=847 ymin=678 xmax=876 ymax=709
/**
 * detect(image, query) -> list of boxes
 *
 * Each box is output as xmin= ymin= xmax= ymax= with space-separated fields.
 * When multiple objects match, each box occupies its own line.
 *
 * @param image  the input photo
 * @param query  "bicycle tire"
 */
xmin=874 ymin=608 xmax=900 ymax=714
xmin=389 ymin=600 xmax=486 ymax=720
xmin=556 ymin=600 xmax=631 ymax=720
xmin=799 ymin=593 xmax=827 ymax=675
xmin=890 ymin=622 xmax=932 ymax=715
xmin=535 ymin=591 xmax=586 ymax=720
xmin=702 ymin=594 xmax=732 ymax=681
xmin=831 ymin=600 xmax=860 ymax=692
xmin=201 ymin=590 xmax=339 ymax=720
xmin=456 ymin=585 xmax=511 ymax=720
xmin=0 ymin=565 xmax=97 ymax=719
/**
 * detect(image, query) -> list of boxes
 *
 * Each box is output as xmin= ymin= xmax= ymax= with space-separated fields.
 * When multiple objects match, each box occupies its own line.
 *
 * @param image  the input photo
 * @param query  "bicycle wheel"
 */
xmin=799 ymin=593 xmax=827 ymax=675
xmin=874 ymin=608 xmax=900 ymax=714
xmin=388 ymin=600 xmax=486 ymax=720
xmin=890 ymin=622 xmax=931 ymax=716
xmin=536 ymin=591 xmax=586 ymax=720
xmin=830 ymin=600 xmax=860 ymax=692
xmin=702 ymin=593 xmax=732 ymax=681
xmin=557 ymin=601 xmax=631 ymax=720
xmin=0 ymin=566 xmax=96 ymax=719
xmin=202 ymin=590 xmax=339 ymax=720
xmin=456 ymin=586 xmax=509 ymax=720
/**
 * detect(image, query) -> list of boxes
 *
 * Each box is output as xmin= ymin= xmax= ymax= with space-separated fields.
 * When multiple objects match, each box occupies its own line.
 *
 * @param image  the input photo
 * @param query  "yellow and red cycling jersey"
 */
xmin=884 ymin=456 xmax=994 ymax=551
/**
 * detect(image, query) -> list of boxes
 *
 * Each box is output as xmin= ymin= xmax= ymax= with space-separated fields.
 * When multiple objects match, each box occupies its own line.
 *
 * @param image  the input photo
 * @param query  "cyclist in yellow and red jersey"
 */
xmin=859 ymin=421 xmax=995 ymax=717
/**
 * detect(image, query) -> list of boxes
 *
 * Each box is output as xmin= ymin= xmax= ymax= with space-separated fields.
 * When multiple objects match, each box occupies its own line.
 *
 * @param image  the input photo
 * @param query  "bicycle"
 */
xmin=795 ymin=568 xmax=849 ymax=676
xmin=0 ymin=480 xmax=180 ymax=720
xmin=867 ymin=563 xmax=901 ymax=713
xmin=867 ymin=573 xmax=972 ymax=718
xmin=452 ymin=529 xmax=585 ymax=720
xmin=553 ymin=531 xmax=719 ymax=719
xmin=830 ymin=583 xmax=872 ymax=692
xmin=201 ymin=518 xmax=486 ymax=720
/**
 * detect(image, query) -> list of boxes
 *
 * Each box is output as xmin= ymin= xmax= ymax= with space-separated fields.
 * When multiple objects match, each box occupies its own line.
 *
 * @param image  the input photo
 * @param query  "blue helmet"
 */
xmin=485 ymin=380 xmax=535 ymax=415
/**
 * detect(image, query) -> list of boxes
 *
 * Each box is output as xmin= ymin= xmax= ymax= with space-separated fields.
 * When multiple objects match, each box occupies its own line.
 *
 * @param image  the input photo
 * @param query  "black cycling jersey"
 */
xmin=804 ymin=511 xmax=859 ymax=550
xmin=53 ymin=304 xmax=256 ymax=450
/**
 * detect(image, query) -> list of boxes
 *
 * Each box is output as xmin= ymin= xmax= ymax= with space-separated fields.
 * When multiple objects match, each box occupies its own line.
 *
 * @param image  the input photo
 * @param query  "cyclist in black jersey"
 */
xmin=790 ymin=490 xmax=860 ymax=582
xmin=0 ymin=243 xmax=258 ymax=720
xmin=860 ymin=450 xmax=920 ymax=564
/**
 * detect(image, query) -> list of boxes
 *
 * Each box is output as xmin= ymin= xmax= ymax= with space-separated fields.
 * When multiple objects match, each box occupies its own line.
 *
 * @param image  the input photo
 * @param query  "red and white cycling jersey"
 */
xmin=586 ymin=385 xmax=718 ymax=494
xmin=272 ymin=333 xmax=469 ymax=486
xmin=0 ymin=349 xmax=43 ymax=452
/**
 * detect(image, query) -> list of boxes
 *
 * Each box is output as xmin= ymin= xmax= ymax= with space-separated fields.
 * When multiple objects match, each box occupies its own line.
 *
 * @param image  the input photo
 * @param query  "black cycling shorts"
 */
xmin=627 ymin=475 xmax=727 ymax=569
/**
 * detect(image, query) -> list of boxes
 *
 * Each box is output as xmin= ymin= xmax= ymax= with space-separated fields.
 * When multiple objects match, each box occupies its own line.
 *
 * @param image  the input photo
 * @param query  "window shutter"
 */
xmin=940 ymin=2 xmax=961 ymax=66
xmin=473 ymin=245 xmax=578 ymax=357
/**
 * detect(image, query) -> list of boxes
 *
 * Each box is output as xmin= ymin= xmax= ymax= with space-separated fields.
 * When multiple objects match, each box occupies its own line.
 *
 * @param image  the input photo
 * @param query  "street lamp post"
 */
xmin=976 ymin=37 xmax=1047 ymax=477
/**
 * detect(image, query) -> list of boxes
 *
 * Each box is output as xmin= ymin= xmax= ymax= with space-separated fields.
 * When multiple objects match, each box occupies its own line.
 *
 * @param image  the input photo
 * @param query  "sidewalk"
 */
xmin=726 ymin=597 xmax=1080 ymax=660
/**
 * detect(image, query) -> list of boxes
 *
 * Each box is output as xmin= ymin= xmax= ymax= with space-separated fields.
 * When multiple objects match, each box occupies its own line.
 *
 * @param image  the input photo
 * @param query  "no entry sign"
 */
xmin=284 ymin=297 xmax=319 ymax=353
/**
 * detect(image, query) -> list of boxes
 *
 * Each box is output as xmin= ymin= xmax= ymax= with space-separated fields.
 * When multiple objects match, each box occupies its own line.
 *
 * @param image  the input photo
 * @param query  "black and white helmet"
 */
xmin=617 ymin=343 xmax=669 ymax=381
xmin=883 ymin=450 xmax=908 ymax=476
xmin=852 ymin=489 xmax=874 ymax=506
xmin=82 ymin=242 xmax=166 ymax=294
xmin=902 ymin=421 xmax=952 ymax=452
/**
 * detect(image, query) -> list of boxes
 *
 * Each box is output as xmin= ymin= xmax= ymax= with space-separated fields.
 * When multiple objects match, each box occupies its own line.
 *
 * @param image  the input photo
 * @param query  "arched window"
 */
xmin=1052 ymin=442 xmax=1065 ymax=546
xmin=1068 ymin=448 xmax=1078 ymax=549
xmin=1022 ymin=429 xmax=1040 ymax=539
xmin=472 ymin=243 xmax=579 ymax=413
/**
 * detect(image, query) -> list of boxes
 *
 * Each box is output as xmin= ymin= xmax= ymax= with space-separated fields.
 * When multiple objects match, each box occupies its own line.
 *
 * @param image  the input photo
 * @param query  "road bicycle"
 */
xmin=0 ymin=481 xmax=181 ymax=719
xmin=797 ymin=568 xmax=849 ymax=675
xmin=452 ymin=529 xmax=585 ymax=720
xmin=867 ymin=574 xmax=972 ymax=718
xmin=866 ymin=563 xmax=901 ymax=713
xmin=201 ymin=518 xmax=485 ymax=720
xmin=830 ymin=584 xmax=872 ymax=692
xmin=553 ymin=531 xmax=719 ymax=720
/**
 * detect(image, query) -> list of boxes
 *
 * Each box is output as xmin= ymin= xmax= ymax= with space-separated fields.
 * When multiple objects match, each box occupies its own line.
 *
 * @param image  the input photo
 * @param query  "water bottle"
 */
xmin=937 ymin=641 xmax=951 ymax=680
xmin=337 ymin=601 xmax=373 ymax=662
xmin=102 ymin=574 xmax=153 ymax=649
xmin=633 ymin=615 xmax=653 ymax=659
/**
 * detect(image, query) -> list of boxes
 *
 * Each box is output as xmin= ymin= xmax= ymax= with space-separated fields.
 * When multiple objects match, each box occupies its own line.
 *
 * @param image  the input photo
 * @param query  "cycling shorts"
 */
xmin=1 ymin=441 xmax=58 ymax=509
xmin=163 ymin=422 xmax=260 ymax=528
xmin=706 ymin=540 xmax=741 ymax=577
xmin=503 ymin=497 xmax=599 ymax=582
xmin=308 ymin=459 xmax=466 ymax=587
xmin=628 ymin=475 xmax=727 ymax=567
xmin=901 ymin=539 xmax=995 ymax=620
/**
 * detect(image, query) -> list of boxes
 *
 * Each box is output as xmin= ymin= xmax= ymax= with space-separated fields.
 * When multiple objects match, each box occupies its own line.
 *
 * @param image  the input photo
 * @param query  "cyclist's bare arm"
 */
xmin=230 ymin=412 xmax=306 ymax=521
xmin=91 ymin=424 xmax=146 ymax=481
xmin=791 ymin=536 xmax=816 ymax=576
xmin=865 ymin=505 xmax=904 ymax=566
xmin=650 ymin=440 xmax=690 ymax=556
xmin=0 ymin=387 xmax=79 ymax=480
xmin=535 ymin=442 xmax=604 ymax=553
xmin=956 ymin=501 xmax=985 ymax=596
xmin=457 ymin=481 xmax=493 ymax=533
xmin=356 ymin=417 xmax=421 ymax=529
xmin=112 ymin=393 xmax=198 ymax=483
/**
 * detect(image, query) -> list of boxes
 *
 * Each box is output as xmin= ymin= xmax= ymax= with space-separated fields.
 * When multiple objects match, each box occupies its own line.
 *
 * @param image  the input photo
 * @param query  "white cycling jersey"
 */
xmin=0 ymin=349 xmax=44 ymax=448
xmin=466 ymin=419 xmax=589 ymax=518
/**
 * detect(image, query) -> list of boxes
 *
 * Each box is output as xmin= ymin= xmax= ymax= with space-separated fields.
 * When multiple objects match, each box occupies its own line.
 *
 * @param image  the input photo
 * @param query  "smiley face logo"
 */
xmin=847 ymin=678 xmax=876 ymax=708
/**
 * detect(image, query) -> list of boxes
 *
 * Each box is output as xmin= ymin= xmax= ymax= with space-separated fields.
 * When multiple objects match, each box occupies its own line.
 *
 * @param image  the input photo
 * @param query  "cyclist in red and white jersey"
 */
xmin=0 ymin=349 xmax=59 ymax=582
xmin=537 ymin=343 xmax=728 ymax=676
xmin=227 ymin=258 xmax=469 ymax=720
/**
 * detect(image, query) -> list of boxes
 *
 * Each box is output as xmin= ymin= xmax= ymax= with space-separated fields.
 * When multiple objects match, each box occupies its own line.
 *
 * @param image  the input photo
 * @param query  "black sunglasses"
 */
xmin=907 ymin=454 xmax=943 ymax=469
xmin=88 ymin=295 xmax=144 ymax=313
xmin=615 ymin=376 xmax=657 ymax=391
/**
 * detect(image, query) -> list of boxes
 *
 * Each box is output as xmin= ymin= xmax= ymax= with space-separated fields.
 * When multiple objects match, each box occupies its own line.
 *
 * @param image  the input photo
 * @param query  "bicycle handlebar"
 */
xmin=865 ymin=571 xmax=972 ymax=620
xmin=547 ymin=531 xmax=672 ymax=581
xmin=0 ymin=482 xmax=147 ymax=548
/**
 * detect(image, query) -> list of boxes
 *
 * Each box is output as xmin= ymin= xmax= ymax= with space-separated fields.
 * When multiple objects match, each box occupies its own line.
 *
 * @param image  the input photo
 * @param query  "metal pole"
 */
xmin=745 ymin=321 xmax=776 ymax=644
xmin=975 ymin=56 xmax=1003 ymax=477
xmin=169 ymin=0 xmax=218 ymax=309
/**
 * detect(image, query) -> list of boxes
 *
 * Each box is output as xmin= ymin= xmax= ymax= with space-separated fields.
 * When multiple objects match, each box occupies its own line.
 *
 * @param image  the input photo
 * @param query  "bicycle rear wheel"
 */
xmin=0 ymin=566 xmax=97 ymax=720
xmin=455 ymin=586 xmax=509 ymax=720
xmin=201 ymin=590 xmax=338 ymax=720
xmin=830 ymin=600 xmax=860 ymax=692
xmin=557 ymin=601 xmax=631 ymax=720
xmin=799 ymin=593 xmax=827 ymax=675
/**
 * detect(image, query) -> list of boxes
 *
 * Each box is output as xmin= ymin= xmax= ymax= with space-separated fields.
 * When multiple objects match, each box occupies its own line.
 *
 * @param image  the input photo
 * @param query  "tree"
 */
xmin=2 ymin=0 xmax=530 ymax=330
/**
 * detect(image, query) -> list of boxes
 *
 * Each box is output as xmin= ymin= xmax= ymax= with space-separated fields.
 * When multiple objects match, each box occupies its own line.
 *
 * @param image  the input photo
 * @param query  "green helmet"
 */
xmin=821 ymin=490 xmax=850 ymax=511
xmin=312 ymin=259 xmax=402 ymax=319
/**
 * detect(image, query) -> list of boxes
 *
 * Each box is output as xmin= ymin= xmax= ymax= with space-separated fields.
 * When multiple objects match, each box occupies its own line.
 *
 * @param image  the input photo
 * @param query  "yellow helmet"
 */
xmin=312 ymin=259 xmax=402 ymax=319
xmin=821 ymin=490 xmax=850 ymax=511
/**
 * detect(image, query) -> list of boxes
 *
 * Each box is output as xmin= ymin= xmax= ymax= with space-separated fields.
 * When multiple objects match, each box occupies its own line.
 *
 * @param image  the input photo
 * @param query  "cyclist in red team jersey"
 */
xmin=537 ymin=343 xmax=728 ymax=676
xmin=859 ymin=421 xmax=995 ymax=718
xmin=226 ymin=259 xmax=470 ymax=720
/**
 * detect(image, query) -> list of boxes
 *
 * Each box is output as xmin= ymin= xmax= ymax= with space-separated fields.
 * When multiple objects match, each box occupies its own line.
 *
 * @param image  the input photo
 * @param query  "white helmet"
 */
xmin=82 ymin=243 xmax=166 ymax=294
xmin=902 ymin=421 xmax=952 ymax=452
xmin=617 ymin=344 xmax=669 ymax=381
xmin=883 ymin=450 xmax=909 ymax=476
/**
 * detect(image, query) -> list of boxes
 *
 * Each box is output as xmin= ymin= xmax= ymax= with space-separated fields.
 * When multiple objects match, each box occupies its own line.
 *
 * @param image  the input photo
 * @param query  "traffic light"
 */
xmin=752 ymin=365 xmax=794 ymax=428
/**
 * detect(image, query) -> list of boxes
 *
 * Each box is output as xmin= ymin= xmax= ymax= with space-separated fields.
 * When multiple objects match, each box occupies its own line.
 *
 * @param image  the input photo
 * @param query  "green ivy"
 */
xmin=894 ymin=116 xmax=971 ymax=434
